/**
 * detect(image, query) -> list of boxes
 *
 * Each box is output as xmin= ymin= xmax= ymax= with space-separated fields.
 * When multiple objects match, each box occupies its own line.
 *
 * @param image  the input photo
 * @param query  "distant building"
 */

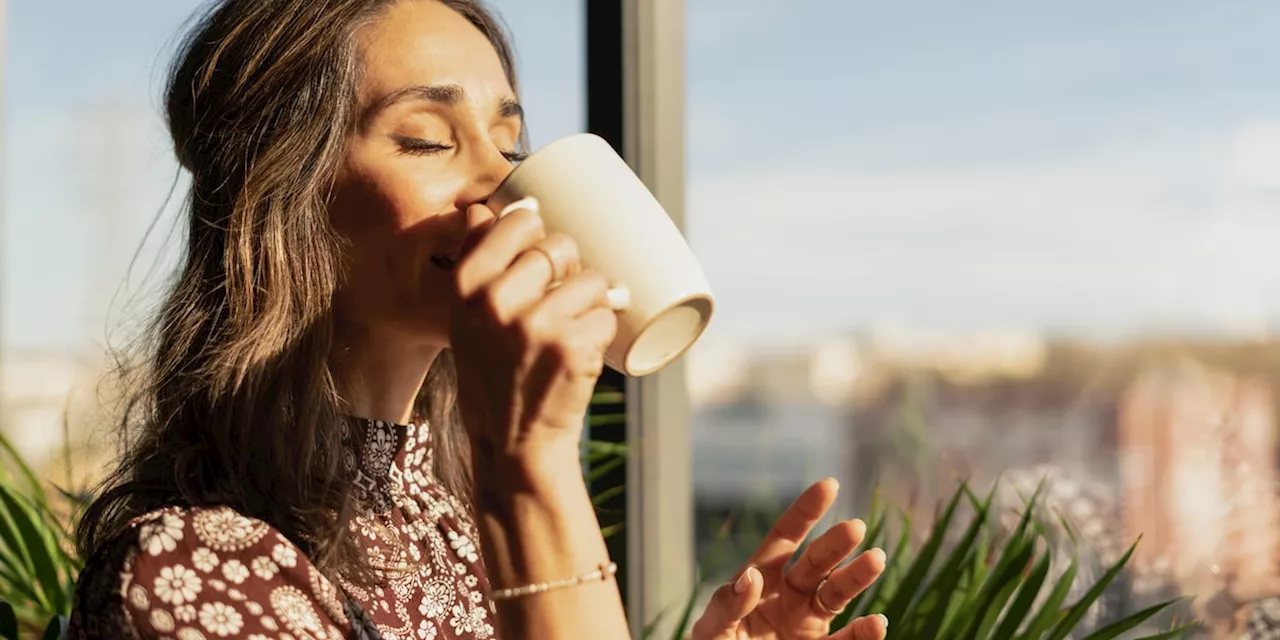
xmin=1117 ymin=358 xmax=1280 ymax=597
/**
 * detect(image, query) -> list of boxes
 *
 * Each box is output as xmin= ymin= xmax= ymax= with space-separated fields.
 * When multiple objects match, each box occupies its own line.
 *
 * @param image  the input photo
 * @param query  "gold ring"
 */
xmin=813 ymin=576 xmax=842 ymax=616
xmin=528 ymin=245 xmax=563 ymax=283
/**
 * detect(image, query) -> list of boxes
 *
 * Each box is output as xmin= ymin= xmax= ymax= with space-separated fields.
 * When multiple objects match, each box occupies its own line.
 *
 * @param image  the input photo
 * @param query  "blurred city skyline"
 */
xmin=4 ymin=0 xmax=1280 ymax=355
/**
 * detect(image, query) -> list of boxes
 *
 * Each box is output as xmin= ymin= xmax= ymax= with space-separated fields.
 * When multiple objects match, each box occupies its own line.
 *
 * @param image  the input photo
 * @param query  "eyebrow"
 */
xmin=365 ymin=83 xmax=523 ymax=124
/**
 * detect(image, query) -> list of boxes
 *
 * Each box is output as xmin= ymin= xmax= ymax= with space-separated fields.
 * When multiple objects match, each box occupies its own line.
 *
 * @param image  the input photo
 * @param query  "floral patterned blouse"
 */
xmin=68 ymin=418 xmax=497 ymax=640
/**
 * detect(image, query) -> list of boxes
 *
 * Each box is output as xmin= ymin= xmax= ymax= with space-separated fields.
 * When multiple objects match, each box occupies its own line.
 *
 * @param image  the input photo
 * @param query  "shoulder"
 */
xmin=70 ymin=505 xmax=349 ymax=640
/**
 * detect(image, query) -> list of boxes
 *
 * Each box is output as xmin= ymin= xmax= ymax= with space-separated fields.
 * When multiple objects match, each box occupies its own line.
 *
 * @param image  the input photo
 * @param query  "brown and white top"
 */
xmin=68 ymin=418 xmax=497 ymax=640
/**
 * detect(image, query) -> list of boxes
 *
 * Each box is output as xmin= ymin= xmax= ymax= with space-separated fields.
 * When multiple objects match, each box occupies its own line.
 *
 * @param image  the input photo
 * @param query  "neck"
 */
xmin=331 ymin=321 xmax=442 ymax=424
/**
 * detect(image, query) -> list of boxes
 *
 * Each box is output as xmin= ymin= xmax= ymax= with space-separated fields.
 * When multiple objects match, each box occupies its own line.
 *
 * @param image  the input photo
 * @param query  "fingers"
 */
xmin=519 ymin=271 xmax=616 ymax=344
xmin=751 ymin=478 xmax=840 ymax=578
xmin=829 ymin=614 xmax=888 ymax=640
xmin=690 ymin=566 xmax=763 ymax=640
xmin=534 ymin=271 xmax=610 ymax=321
xmin=786 ymin=518 xmax=866 ymax=593
xmin=815 ymin=547 xmax=886 ymax=615
xmin=475 ymin=233 xmax=582 ymax=323
xmin=457 ymin=202 xmax=500 ymax=258
xmin=514 ymin=276 xmax=617 ymax=377
xmin=547 ymin=307 xmax=617 ymax=376
xmin=454 ymin=204 xmax=548 ymax=298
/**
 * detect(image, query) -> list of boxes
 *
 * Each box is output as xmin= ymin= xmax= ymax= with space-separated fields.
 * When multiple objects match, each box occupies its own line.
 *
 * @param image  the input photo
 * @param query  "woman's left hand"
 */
xmin=691 ymin=479 xmax=889 ymax=640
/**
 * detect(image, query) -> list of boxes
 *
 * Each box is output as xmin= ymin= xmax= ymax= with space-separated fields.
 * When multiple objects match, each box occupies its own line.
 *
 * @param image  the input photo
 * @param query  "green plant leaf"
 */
xmin=880 ymin=485 xmax=968 ymax=631
xmin=590 ymin=389 xmax=625 ymax=405
xmin=582 ymin=440 xmax=628 ymax=457
xmin=1045 ymin=538 xmax=1141 ymax=640
xmin=1015 ymin=556 xmax=1076 ymax=640
xmin=0 ymin=560 xmax=45 ymax=613
xmin=26 ymin=500 xmax=81 ymax=574
xmin=0 ymin=601 xmax=17 ymax=640
xmin=958 ymin=481 xmax=1048 ymax=639
xmin=590 ymin=484 xmax=626 ymax=507
xmin=588 ymin=413 xmax=626 ymax=428
xmin=955 ymin=538 xmax=1034 ymax=640
xmin=0 ymin=489 xmax=35 ymax=578
xmin=914 ymin=484 xmax=997 ymax=639
xmin=991 ymin=549 xmax=1052 ymax=639
xmin=0 ymin=487 xmax=66 ymax=614
xmin=860 ymin=501 xmax=889 ymax=557
xmin=1081 ymin=598 xmax=1185 ymax=640
xmin=586 ymin=456 xmax=626 ymax=483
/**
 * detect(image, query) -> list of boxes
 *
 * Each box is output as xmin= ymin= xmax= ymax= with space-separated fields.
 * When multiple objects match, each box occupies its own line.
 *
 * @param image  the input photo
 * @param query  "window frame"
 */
xmin=585 ymin=1 xmax=694 ymax=636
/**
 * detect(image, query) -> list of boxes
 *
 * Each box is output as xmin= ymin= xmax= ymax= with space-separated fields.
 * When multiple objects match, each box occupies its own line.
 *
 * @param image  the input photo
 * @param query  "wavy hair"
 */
xmin=76 ymin=0 xmax=522 ymax=582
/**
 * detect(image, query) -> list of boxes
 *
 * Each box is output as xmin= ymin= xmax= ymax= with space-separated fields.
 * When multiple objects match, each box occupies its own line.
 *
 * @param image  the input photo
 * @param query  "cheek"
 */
xmin=329 ymin=160 xmax=467 ymax=333
xmin=331 ymin=164 xmax=461 ymax=242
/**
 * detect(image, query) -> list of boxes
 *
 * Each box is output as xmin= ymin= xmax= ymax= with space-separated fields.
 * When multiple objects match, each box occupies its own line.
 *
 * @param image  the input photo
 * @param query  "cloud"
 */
xmin=685 ymin=122 xmax=1280 ymax=341
xmin=1226 ymin=119 xmax=1280 ymax=190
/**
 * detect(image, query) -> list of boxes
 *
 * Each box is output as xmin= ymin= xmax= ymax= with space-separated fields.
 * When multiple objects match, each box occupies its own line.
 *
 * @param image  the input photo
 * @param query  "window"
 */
xmin=2 ymin=0 xmax=208 ymax=482
xmin=684 ymin=0 xmax=1280 ymax=628
xmin=0 ymin=0 xmax=586 ymax=481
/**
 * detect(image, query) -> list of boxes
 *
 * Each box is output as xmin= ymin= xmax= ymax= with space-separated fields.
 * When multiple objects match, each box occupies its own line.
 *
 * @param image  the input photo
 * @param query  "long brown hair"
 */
xmin=76 ymin=0 xmax=523 ymax=581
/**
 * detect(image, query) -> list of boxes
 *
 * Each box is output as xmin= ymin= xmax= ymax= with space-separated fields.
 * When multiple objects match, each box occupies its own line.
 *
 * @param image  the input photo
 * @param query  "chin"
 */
xmin=396 ymin=311 xmax=451 ymax=350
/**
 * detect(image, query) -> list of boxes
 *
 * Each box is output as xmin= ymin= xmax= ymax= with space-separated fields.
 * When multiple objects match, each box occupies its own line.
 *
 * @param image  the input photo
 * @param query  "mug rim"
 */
xmin=614 ymin=291 xmax=715 ymax=377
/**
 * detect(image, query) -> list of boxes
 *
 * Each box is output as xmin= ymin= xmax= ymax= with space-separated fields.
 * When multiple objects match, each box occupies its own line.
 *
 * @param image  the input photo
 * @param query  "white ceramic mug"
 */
xmin=487 ymin=133 xmax=714 ymax=377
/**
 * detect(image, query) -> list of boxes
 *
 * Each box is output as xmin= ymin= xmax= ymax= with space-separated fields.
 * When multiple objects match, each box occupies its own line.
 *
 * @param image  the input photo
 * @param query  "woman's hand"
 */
xmin=448 ymin=203 xmax=632 ymax=638
xmin=448 ymin=203 xmax=616 ymax=468
xmin=692 ymin=479 xmax=889 ymax=640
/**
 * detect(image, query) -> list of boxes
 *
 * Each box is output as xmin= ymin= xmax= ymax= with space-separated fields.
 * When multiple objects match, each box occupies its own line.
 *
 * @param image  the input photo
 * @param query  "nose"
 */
xmin=455 ymin=145 xmax=516 ymax=213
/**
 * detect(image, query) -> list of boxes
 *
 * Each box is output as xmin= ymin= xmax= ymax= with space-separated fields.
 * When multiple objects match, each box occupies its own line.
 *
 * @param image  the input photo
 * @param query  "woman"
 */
xmin=67 ymin=1 xmax=889 ymax=638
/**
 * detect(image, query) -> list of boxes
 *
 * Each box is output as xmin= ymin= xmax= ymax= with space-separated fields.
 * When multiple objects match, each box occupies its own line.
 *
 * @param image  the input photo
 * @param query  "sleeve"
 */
xmin=69 ymin=506 xmax=350 ymax=640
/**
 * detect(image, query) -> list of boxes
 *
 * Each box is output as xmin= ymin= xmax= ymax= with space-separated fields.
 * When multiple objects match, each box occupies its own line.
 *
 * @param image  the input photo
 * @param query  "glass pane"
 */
xmin=0 ymin=0 xmax=583 ymax=547
xmin=3 ymin=0 xmax=208 ymax=482
xmin=488 ymin=0 xmax=584 ymax=148
xmin=685 ymin=1 xmax=1280 ymax=634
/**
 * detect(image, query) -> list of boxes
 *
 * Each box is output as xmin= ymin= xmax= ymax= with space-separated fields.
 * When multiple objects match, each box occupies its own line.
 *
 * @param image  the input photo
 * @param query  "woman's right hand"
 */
xmin=449 ymin=203 xmax=633 ymax=640
xmin=448 ymin=201 xmax=618 ymax=471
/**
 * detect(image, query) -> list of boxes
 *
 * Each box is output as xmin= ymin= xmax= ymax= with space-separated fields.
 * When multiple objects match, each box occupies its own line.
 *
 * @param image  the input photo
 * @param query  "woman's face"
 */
xmin=329 ymin=0 xmax=523 ymax=345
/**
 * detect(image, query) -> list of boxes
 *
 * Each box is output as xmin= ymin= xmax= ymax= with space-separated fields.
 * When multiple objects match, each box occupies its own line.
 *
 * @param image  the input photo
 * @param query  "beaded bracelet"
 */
xmin=489 ymin=562 xmax=619 ymax=601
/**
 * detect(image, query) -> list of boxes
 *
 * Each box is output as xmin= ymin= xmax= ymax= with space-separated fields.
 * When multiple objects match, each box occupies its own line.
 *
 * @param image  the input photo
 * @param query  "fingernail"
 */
xmin=607 ymin=286 xmax=631 ymax=310
xmin=734 ymin=566 xmax=756 ymax=594
xmin=877 ymin=614 xmax=889 ymax=628
xmin=869 ymin=547 xmax=886 ymax=564
xmin=849 ymin=518 xmax=866 ymax=535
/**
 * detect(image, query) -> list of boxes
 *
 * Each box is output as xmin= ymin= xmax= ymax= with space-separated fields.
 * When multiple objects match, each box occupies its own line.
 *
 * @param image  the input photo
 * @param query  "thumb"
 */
xmin=691 ymin=565 xmax=764 ymax=640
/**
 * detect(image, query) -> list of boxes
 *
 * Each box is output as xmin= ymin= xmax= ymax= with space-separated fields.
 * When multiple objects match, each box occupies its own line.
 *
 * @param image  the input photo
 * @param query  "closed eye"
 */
xmin=394 ymin=135 xmax=527 ymax=163
xmin=393 ymin=135 xmax=452 ymax=156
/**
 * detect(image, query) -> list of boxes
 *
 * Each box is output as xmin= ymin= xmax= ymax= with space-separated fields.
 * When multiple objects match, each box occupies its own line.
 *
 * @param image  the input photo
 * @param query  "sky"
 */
xmin=3 ymin=0 xmax=1280 ymax=354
